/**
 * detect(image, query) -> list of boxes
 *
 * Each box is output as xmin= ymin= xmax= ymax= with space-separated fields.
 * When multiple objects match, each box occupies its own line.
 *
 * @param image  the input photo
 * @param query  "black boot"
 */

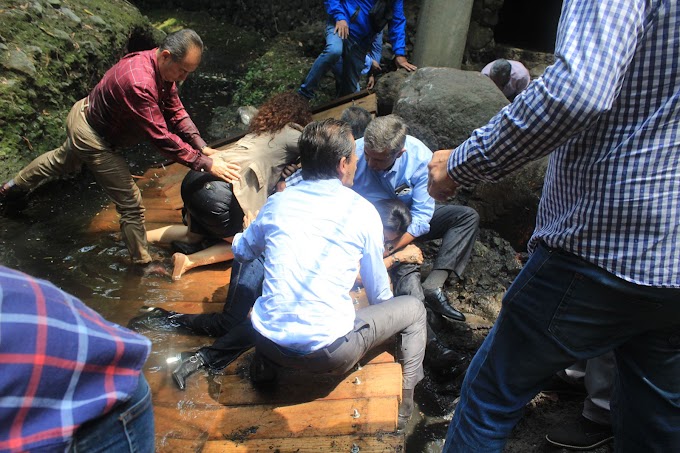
xmin=397 ymin=388 xmax=415 ymax=431
xmin=424 ymin=288 xmax=466 ymax=322
xmin=172 ymin=352 xmax=206 ymax=390
xmin=0 ymin=180 xmax=28 ymax=215
xmin=127 ymin=306 xmax=193 ymax=333
xmin=425 ymin=339 xmax=469 ymax=376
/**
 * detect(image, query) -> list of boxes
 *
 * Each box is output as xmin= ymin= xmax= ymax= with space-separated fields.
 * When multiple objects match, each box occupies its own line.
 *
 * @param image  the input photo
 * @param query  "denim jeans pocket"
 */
xmin=119 ymin=378 xmax=154 ymax=453
xmin=548 ymin=271 xmax=663 ymax=353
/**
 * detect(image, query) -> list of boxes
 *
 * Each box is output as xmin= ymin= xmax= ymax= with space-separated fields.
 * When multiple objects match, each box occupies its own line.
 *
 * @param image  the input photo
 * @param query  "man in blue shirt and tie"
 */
xmin=353 ymin=115 xmax=480 ymax=324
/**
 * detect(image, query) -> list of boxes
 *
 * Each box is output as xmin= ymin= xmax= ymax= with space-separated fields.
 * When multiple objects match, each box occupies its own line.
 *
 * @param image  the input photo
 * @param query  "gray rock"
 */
xmin=374 ymin=70 xmax=412 ymax=115
xmin=31 ymin=1 xmax=44 ymax=17
xmin=47 ymin=0 xmax=61 ymax=7
xmin=0 ymin=43 xmax=8 ymax=51
xmin=87 ymin=15 xmax=107 ymax=27
xmin=394 ymin=67 xmax=508 ymax=149
xmin=1 ymin=48 xmax=37 ymax=77
xmin=25 ymin=45 xmax=43 ymax=59
xmin=237 ymin=106 xmax=259 ymax=126
xmin=60 ymin=7 xmax=81 ymax=24
xmin=50 ymin=29 xmax=72 ymax=41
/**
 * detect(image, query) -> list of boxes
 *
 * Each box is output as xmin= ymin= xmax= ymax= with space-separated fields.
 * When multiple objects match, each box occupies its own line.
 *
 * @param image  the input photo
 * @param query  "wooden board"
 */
xmin=312 ymin=93 xmax=377 ymax=122
xmin=209 ymin=397 xmax=398 ymax=439
xmin=217 ymin=362 xmax=402 ymax=406
xmin=201 ymin=433 xmax=405 ymax=452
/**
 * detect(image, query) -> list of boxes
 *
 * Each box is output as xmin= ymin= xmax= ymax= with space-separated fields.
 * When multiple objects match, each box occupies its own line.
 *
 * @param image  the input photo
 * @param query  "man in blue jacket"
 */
xmin=299 ymin=0 xmax=416 ymax=99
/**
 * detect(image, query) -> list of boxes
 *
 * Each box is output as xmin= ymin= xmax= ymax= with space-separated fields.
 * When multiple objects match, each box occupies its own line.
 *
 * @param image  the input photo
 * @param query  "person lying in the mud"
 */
xmin=145 ymin=92 xmax=312 ymax=280
xmin=0 ymin=29 xmax=241 ymax=273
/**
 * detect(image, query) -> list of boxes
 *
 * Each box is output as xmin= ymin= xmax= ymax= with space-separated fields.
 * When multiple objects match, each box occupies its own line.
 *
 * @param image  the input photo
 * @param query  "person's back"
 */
xmin=0 ymin=266 xmax=152 ymax=452
xmin=248 ymin=177 xmax=388 ymax=351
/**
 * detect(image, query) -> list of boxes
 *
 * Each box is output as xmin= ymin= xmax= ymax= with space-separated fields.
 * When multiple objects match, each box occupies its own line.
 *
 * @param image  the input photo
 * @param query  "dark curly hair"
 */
xmin=249 ymin=92 xmax=313 ymax=135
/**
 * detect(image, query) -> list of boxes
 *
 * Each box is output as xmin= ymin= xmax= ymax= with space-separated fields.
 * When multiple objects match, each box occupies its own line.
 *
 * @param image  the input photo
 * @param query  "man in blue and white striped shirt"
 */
xmin=428 ymin=1 xmax=680 ymax=451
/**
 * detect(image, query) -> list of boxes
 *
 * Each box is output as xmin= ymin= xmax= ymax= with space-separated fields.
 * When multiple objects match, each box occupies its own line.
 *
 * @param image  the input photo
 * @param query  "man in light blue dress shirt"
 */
xmin=428 ymin=0 xmax=680 ymax=450
xmin=353 ymin=115 xmax=480 ymax=324
xmin=234 ymin=119 xmax=427 ymax=430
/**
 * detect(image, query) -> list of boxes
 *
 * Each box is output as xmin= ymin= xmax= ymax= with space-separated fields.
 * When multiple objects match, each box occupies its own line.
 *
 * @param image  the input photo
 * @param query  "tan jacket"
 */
xmin=216 ymin=124 xmax=301 ymax=214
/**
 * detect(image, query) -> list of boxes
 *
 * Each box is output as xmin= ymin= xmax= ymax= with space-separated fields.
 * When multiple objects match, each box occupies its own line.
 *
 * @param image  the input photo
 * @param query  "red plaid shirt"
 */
xmin=87 ymin=48 xmax=212 ymax=172
xmin=0 ymin=266 xmax=151 ymax=452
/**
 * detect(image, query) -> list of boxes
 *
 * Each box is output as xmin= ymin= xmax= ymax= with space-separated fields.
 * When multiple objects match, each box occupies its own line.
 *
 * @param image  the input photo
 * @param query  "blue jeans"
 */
xmin=299 ymin=22 xmax=367 ymax=99
xmin=70 ymin=374 xmax=154 ymax=453
xmin=445 ymin=243 xmax=680 ymax=452
xmin=179 ymin=255 xmax=265 ymax=338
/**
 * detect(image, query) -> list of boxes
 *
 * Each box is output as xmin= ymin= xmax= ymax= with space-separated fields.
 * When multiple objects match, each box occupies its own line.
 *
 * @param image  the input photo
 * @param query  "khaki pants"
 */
xmin=15 ymin=98 xmax=152 ymax=264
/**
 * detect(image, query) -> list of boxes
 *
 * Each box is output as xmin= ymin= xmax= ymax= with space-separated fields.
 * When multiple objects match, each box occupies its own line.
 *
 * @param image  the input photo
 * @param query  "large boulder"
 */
xmin=394 ymin=67 xmax=547 ymax=250
xmin=394 ymin=66 xmax=508 ymax=149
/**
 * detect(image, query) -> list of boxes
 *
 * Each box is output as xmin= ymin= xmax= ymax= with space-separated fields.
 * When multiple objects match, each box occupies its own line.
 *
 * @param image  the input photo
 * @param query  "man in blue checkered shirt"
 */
xmin=428 ymin=1 xmax=680 ymax=451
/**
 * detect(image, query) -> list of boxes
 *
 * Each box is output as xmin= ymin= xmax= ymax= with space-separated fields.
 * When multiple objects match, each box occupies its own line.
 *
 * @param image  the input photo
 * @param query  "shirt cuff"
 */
xmin=191 ymin=154 xmax=213 ymax=172
xmin=407 ymin=221 xmax=430 ymax=238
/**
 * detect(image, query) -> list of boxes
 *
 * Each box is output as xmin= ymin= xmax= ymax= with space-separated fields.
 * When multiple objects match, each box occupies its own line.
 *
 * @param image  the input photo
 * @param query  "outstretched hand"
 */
xmin=210 ymin=157 xmax=241 ymax=184
xmin=395 ymin=55 xmax=417 ymax=72
xmin=427 ymin=149 xmax=459 ymax=201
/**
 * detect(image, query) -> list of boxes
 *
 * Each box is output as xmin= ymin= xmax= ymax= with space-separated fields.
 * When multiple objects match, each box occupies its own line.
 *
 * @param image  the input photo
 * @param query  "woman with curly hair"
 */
xmin=147 ymin=92 xmax=312 ymax=280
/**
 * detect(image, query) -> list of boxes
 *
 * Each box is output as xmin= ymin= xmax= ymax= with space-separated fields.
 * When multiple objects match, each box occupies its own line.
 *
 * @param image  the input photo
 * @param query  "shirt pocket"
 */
xmin=243 ymin=161 xmax=266 ymax=192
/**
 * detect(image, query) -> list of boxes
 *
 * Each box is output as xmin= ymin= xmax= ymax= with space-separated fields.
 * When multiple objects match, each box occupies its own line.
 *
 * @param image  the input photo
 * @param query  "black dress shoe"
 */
xmin=127 ymin=306 xmax=192 ymax=333
xmin=172 ymin=352 xmax=205 ymax=390
xmin=424 ymin=288 xmax=466 ymax=322
xmin=425 ymin=340 xmax=469 ymax=374
xmin=546 ymin=415 xmax=613 ymax=450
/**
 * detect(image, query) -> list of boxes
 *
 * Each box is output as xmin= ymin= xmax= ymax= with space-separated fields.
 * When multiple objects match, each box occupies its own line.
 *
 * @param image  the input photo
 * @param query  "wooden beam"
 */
xmin=217 ymin=362 xmax=402 ymax=406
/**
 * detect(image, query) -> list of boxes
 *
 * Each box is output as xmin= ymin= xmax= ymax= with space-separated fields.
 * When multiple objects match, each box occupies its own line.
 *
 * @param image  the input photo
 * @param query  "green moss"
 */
xmin=231 ymin=35 xmax=333 ymax=107
xmin=0 ymin=0 xmax=155 ymax=180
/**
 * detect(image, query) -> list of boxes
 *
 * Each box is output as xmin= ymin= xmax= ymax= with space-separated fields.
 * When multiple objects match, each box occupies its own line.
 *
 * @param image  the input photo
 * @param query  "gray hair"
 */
xmin=363 ymin=114 xmax=407 ymax=156
xmin=159 ymin=29 xmax=204 ymax=61
xmin=489 ymin=59 xmax=512 ymax=88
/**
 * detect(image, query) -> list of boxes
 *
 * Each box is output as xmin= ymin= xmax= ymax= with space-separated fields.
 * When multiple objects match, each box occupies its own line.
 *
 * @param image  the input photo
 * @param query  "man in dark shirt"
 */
xmin=0 ymin=29 xmax=240 ymax=267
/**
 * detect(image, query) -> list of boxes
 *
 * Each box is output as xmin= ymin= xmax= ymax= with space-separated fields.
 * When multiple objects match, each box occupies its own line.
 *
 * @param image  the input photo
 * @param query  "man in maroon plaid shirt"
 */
xmin=0 ymin=265 xmax=153 ymax=451
xmin=0 ymin=29 xmax=241 ymax=269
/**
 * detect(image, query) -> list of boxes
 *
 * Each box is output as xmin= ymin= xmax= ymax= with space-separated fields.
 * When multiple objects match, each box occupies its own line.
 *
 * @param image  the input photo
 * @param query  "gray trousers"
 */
xmin=255 ymin=295 xmax=427 ymax=390
xmin=419 ymin=204 xmax=479 ymax=278
xmin=560 ymin=352 xmax=615 ymax=425
xmin=14 ymin=98 xmax=151 ymax=264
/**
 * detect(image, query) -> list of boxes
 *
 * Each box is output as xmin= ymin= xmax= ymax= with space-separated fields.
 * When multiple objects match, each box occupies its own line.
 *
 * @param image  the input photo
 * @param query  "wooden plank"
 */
xmin=154 ymin=404 xmax=222 ymax=441
xmin=156 ymin=437 xmax=208 ymax=453
xmin=202 ymin=433 xmax=405 ymax=452
xmin=208 ymin=397 xmax=398 ymax=440
xmin=217 ymin=362 xmax=402 ymax=406
xmin=312 ymin=94 xmax=377 ymax=122
xmin=88 ymin=207 xmax=183 ymax=229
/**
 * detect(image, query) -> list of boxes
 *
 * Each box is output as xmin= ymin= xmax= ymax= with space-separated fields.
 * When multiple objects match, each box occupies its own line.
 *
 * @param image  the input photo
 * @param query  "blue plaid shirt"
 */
xmin=447 ymin=0 xmax=680 ymax=288
xmin=0 ymin=266 xmax=151 ymax=451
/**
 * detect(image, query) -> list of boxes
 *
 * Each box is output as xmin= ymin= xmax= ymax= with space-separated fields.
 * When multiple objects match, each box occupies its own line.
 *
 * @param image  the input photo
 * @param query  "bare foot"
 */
xmin=172 ymin=253 xmax=191 ymax=281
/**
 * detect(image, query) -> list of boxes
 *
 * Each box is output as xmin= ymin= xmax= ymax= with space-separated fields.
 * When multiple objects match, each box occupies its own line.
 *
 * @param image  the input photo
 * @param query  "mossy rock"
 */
xmin=0 ymin=0 xmax=159 ymax=180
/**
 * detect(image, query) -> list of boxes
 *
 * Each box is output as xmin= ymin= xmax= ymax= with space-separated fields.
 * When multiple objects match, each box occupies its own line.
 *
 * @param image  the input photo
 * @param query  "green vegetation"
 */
xmin=0 ymin=0 xmax=157 ymax=179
